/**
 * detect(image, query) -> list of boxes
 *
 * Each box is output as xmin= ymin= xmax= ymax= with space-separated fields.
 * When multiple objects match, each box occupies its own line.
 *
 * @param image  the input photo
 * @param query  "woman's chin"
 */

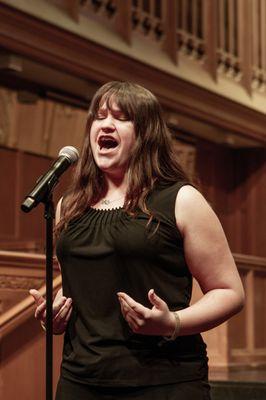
xmin=98 ymin=163 xmax=127 ymax=177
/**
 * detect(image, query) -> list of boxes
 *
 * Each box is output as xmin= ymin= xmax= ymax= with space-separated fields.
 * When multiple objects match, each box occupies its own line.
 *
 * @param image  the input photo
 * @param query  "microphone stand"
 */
xmin=21 ymin=146 xmax=79 ymax=400
xmin=44 ymin=194 xmax=55 ymax=400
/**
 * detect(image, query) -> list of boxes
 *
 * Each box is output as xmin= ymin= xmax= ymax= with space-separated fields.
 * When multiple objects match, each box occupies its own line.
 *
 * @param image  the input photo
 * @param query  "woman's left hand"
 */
xmin=117 ymin=289 xmax=176 ymax=336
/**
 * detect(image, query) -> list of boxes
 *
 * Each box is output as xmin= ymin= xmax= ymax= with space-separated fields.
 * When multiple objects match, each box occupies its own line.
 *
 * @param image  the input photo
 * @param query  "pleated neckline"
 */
xmin=80 ymin=206 xmax=127 ymax=226
xmin=89 ymin=206 xmax=124 ymax=213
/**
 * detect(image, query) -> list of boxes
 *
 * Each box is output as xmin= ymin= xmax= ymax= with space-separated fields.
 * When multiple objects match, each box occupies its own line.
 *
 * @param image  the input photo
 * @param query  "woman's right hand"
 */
xmin=29 ymin=288 xmax=73 ymax=335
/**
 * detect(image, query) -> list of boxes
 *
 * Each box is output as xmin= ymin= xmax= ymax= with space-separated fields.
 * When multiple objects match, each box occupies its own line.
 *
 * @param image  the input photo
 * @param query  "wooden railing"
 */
xmin=0 ymin=275 xmax=61 ymax=338
xmin=1 ymin=249 xmax=266 ymax=371
xmin=131 ymin=0 xmax=163 ymax=42
xmin=0 ymin=250 xmax=62 ymax=400
xmin=0 ymin=250 xmax=61 ymax=336
xmin=57 ymin=0 xmax=266 ymax=96
xmin=251 ymin=0 xmax=266 ymax=92
xmin=230 ymin=253 xmax=266 ymax=367
xmin=192 ymin=253 xmax=266 ymax=371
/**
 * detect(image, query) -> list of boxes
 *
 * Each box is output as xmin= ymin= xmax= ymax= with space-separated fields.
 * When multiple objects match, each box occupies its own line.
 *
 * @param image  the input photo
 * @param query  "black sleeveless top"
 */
xmin=56 ymin=181 xmax=208 ymax=387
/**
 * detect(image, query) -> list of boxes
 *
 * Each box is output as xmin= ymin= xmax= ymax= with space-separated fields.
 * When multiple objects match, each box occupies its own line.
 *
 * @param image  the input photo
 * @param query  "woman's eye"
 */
xmin=94 ymin=112 xmax=129 ymax=121
xmin=115 ymin=114 xmax=129 ymax=121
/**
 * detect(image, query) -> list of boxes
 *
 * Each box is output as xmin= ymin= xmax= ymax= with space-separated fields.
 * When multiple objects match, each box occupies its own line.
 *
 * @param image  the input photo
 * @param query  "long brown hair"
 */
xmin=55 ymin=81 xmax=190 ymax=235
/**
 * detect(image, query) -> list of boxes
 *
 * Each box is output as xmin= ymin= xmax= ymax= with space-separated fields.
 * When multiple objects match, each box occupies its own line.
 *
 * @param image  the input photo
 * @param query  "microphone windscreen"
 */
xmin=59 ymin=146 xmax=79 ymax=164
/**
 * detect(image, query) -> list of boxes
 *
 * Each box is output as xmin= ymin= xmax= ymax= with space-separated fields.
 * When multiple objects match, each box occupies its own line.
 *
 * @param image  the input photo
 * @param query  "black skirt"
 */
xmin=55 ymin=376 xmax=211 ymax=400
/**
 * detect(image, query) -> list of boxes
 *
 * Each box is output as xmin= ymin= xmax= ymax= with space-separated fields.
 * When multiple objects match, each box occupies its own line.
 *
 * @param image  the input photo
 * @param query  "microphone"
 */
xmin=21 ymin=146 xmax=79 ymax=213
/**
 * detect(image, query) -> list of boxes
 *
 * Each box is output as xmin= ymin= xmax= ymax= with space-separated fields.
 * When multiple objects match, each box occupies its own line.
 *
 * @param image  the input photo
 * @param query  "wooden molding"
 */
xmin=0 ymin=250 xmax=45 ymax=267
xmin=0 ymin=250 xmax=60 ymax=325
xmin=0 ymin=275 xmax=43 ymax=290
xmin=163 ymin=0 xmax=177 ymax=64
xmin=116 ymin=0 xmax=131 ymax=45
xmin=203 ymin=0 xmax=217 ymax=81
xmin=238 ymin=0 xmax=252 ymax=95
xmin=0 ymin=3 xmax=265 ymax=146
xmin=234 ymin=253 xmax=266 ymax=270
xmin=0 ymin=248 xmax=266 ymax=371
xmin=0 ymin=275 xmax=61 ymax=338
xmin=65 ymin=0 xmax=80 ymax=22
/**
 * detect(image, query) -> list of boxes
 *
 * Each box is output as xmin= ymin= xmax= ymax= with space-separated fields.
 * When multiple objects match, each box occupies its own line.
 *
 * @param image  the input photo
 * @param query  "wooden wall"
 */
xmin=1 ymin=138 xmax=265 ymax=257
xmin=0 ymin=147 xmax=72 ymax=252
xmin=196 ymin=140 xmax=266 ymax=257
xmin=192 ymin=253 xmax=266 ymax=373
xmin=0 ymin=3 xmax=265 ymax=397
xmin=1 ymin=318 xmax=63 ymax=400
xmin=0 ymin=253 xmax=62 ymax=399
xmin=0 ymin=82 xmax=265 ymax=400
xmin=0 ymin=87 xmax=87 ymax=157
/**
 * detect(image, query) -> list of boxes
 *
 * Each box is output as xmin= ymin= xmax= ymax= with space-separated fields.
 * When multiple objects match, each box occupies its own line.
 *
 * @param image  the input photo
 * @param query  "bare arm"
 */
xmin=118 ymin=185 xmax=244 ymax=337
xmin=175 ymin=185 xmax=245 ymax=335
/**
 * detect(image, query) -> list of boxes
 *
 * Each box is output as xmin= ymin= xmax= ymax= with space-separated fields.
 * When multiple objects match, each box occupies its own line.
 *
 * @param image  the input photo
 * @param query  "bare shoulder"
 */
xmin=175 ymin=184 xmax=210 ymax=208
xmin=174 ymin=184 xmax=244 ymax=294
xmin=175 ymin=184 xmax=217 ymax=236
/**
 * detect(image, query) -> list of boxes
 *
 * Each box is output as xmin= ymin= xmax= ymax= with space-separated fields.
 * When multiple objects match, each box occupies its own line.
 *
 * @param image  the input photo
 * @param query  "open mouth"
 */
xmin=98 ymin=135 xmax=119 ymax=150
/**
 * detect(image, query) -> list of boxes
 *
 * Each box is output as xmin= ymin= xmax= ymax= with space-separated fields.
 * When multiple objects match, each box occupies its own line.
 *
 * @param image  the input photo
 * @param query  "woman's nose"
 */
xmin=101 ymin=116 xmax=115 ymax=133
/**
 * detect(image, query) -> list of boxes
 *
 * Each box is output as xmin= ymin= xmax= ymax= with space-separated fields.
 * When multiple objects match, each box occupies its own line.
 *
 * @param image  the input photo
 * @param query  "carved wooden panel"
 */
xmin=0 ymin=86 xmax=87 ymax=158
xmin=254 ymin=271 xmax=266 ymax=348
xmin=132 ymin=0 xmax=164 ymax=42
xmin=192 ymin=253 xmax=266 ymax=371
xmin=0 ymin=2 xmax=265 ymax=145
xmin=0 ymin=251 xmax=45 ymax=315
xmin=172 ymin=137 xmax=196 ymax=181
xmin=0 ymin=88 xmax=17 ymax=147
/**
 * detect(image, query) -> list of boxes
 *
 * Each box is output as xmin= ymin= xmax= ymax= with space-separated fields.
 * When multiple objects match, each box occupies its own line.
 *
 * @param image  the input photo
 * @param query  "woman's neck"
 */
xmin=90 ymin=172 xmax=128 ymax=210
xmin=103 ymin=172 xmax=128 ymax=197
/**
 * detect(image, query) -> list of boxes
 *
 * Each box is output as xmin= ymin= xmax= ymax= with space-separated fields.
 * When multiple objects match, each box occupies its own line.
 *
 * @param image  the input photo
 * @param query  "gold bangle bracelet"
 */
xmin=163 ymin=312 xmax=181 ymax=341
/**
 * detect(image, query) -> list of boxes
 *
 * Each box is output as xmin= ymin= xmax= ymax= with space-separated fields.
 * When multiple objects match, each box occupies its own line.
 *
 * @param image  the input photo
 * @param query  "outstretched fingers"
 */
xmin=117 ymin=292 xmax=149 ymax=318
xmin=117 ymin=290 xmax=173 ymax=336
xmin=117 ymin=293 xmax=151 ymax=334
xmin=126 ymin=314 xmax=139 ymax=332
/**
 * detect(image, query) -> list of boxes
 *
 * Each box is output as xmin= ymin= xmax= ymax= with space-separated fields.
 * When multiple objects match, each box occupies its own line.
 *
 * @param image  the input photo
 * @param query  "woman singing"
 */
xmin=30 ymin=81 xmax=244 ymax=399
